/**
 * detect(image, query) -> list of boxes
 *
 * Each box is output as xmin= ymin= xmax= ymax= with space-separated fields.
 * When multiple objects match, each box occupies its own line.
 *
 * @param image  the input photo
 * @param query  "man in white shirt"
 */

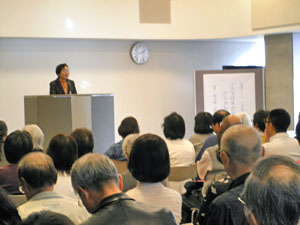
xmin=17 ymin=152 xmax=90 ymax=225
xmin=263 ymin=108 xmax=300 ymax=161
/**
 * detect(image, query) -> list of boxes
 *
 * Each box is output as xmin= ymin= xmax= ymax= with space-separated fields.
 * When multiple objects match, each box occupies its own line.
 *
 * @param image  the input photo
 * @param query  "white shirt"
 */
xmin=54 ymin=173 xmax=78 ymax=202
xmin=263 ymin=133 xmax=300 ymax=161
xmin=165 ymin=139 xmax=195 ymax=194
xmin=18 ymin=191 xmax=90 ymax=225
xmin=126 ymin=182 xmax=182 ymax=224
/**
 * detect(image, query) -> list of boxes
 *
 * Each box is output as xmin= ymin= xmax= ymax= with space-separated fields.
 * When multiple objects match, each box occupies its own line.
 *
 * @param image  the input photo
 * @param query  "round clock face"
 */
xmin=131 ymin=42 xmax=150 ymax=65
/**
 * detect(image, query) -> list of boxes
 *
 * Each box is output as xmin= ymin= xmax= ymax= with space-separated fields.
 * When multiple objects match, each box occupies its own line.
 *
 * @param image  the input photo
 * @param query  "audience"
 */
xmin=71 ymin=153 xmax=176 ymax=225
xmin=189 ymin=112 xmax=214 ymax=156
xmin=0 ymin=120 xmax=8 ymax=166
xmin=105 ymin=116 xmax=139 ymax=161
xmin=202 ymin=124 xmax=261 ymax=225
xmin=21 ymin=210 xmax=75 ymax=225
xmin=163 ymin=112 xmax=195 ymax=194
xmin=196 ymin=109 xmax=230 ymax=161
xmin=241 ymin=155 xmax=300 ymax=225
xmin=253 ymin=109 xmax=269 ymax=144
xmin=17 ymin=152 xmax=90 ymax=224
xmin=0 ymin=130 xmax=33 ymax=194
xmin=127 ymin=134 xmax=182 ymax=224
xmin=23 ymin=124 xmax=44 ymax=152
xmin=263 ymin=108 xmax=300 ymax=160
xmin=121 ymin=133 xmax=139 ymax=192
xmin=197 ymin=115 xmax=241 ymax=195
xmin=70 ymin=128 xmax=94 ymax=158
xmin=0 ymin=187 xmax=21 ymax=225
xmin=47 ymin=134 xmax=79 ymax=201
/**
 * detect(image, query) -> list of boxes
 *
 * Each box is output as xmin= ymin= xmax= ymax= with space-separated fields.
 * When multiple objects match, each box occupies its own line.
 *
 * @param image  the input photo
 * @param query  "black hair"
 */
xmin=163 ymin=112 xmax=185 ymax=140
xmin=269 ymin=108 xmax=290 ymax=132
xmin=212 ymin=110 xmax=230 ymax=125
xmin=128 ymin=134 xmax=170 ymax=182
xmin=4 ymin=130 xmax=33 ymax=164
xmin=0 ymin=120 xmax=7 ymax=143
xmin=296 ymin=120 xmax=300 ymax=142
xmin=70 ymin=128 xmax=94 ymax=158
xmin=47 ymin=134 xmax=78 ymax=173
xmin=118 ymin=117 xmax=139 ymax=138
xmin=194 ymin=112 xmax=213 ymax=134
xmin=253 ymin=109 xmax=269 ymax=132
xmin=55 ymin=63 xmax=68 ymax=76
xmin=21 ymin=210 xmax=74 ymax=225
xmin=0 ymin=187 xmax=21 ymax=225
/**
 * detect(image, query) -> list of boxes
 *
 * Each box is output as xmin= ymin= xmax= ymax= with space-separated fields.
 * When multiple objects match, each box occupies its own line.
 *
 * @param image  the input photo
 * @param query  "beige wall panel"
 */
xmin=252 ymin=0 xmax=300 ymax=29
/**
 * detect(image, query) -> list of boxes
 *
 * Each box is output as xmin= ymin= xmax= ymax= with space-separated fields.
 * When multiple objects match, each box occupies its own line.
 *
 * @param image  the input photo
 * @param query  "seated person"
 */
xmin=126 ymin=134 xmax=182 ymax=224
xmin=163 ymin=112 xmax=195 ymax=194
xmin=17 ymin=152 xmax=90 ymax=224
xmin=71 ymin=153 xmax=176 ymax=225
xmin=23 ymin=124 xmax=44 ymax=152
xmin=21 ymin=210 xmax=75 ymax=225
xmin=0 ymin=187 xmax=21 ymax=225
xmin=121 ymin=133 xmax=139 ymax=192
xmin=252 ymin=109 xmax=269 ymax=144
xmin=47 ymin=134 xmax=79 ymax=202
xmin=0 ymin=120 xmax=8 ymax=166
xmin=189 ymin=112 xmax=214 ymax=156
xmin=70 ymin=128 xmax=94 ymax=158
xmin=0 ymin=130 xmax=33 ymax=194
xmin=105 ymin=116 xmax=139 ymax=161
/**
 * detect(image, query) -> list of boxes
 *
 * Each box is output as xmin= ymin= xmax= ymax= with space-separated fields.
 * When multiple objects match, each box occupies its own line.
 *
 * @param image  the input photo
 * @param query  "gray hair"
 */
xmin=242 ymin=155 xmax=300 ymax=225
xmin=71 ymin=153 xmax=119 ymax=193
xmin=23 ymin=124 xmax=44 ymax=151
xmin=221 ymin=124 xmax=261 ymax=166
xmin=122 ymin=134 xmax=140 ymax=157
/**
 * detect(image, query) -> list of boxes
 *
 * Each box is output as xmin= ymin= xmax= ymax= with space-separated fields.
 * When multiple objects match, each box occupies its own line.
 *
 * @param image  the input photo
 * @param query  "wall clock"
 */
xmin=130 ymin=42 xmax=150 ymax=65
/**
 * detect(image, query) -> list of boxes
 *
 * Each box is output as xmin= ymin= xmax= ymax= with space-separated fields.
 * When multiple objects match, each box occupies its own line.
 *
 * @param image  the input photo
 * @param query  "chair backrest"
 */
xmin=111 ymin=159 xmax=128 ymax=173
xmin=168 ymin=164 xmax=198 ymax=182
xmin=8 ymin=194 xmax=27 ymax=207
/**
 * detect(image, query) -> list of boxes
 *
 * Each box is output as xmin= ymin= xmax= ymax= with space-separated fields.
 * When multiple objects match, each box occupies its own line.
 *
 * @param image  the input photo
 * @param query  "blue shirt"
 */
xmin=196 ymin=135 xmax=217 ymax=161
xmin=105 ymin=140 xmax=127 ymax=161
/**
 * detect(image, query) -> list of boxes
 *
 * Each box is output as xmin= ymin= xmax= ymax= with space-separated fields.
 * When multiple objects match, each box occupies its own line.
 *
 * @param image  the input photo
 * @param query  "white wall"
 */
xmin=0 ymin=0 xmax=299 ymax=39
xmin=0 ymin=38 xmax=264 ymax=151
xmin=293 ymin=33 xmax=300 ymax=126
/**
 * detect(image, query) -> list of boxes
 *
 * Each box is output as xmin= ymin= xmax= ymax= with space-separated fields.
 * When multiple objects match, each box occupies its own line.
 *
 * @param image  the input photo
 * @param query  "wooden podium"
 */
xmin=24 ymin=94 xmax=115 ymax=154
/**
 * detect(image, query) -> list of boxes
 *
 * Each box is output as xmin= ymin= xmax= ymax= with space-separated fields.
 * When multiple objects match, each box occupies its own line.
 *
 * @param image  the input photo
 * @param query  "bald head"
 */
xmin=221 ymin=115 xmax=241 ymax=130
xmin=221 ymin=124 xmax=261 ymax=166
xmin=18 ymin=152 xmax=57 ymax=189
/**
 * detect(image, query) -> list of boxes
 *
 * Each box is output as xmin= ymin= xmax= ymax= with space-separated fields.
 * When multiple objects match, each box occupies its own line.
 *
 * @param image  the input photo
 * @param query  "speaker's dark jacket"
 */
xmin=49 ymin=78 xmax=77 ymax=95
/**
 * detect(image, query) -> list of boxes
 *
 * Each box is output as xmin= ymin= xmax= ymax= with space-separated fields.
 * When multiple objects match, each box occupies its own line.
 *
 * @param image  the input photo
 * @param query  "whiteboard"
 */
xmin=203 ymin=73 xmax=256 ymax=115
xmin=194 ymin=69 xmax=265 ymax=116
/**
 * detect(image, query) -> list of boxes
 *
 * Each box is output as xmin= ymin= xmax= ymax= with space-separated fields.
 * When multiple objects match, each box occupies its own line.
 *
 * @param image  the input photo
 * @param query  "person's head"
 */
xmin=295 ymin=120 xmax=300 ymax=144
xmin=122 ymin=134 xmax=140 ymax=159
xmin=23 ymin=124 xmax=44 ymax=151
xmin=47 ymin=134 xmax=78 ymax=174
xmin=0 ymin=187 xmax=21 ymax=225
xmin=241 ymin=155 xmax=300 ymax=225
xmin=118 ymin=117 xmax=139 ymax=139
xmin=71 ymin=153 xmax=121 ymax=213
xmin=128 ymin=134 xmax=170 ymax=183
xmin=0 ymin=120 xmax=8 ymax=143
xmin=163 ymin=112 xmax=185 ymax=140
xmin=194 ymin=112 xmax=213 ymax=134
xmin=211 ymin=110 xmax=230 ymax=134
xmin=55 ymin=63 xmax=69 ymax=80
xmin=253 ymin=109 xmax=269 ymax=132
xmin=236 ymin=112 xmax=252 ymax=126
xmin=70 ymin=128 xmax=94 ymax=158
xmin=265 ymin=108 xmax=290 ymax=137
xmin=18 ymin=152 xmax=57 ymax=199
xmin=21 ymin=210 xmax=75 ymax=225
xmin=4 ymin=130 xmax=33 ymax=164
xmin=220 ymin=125 xmax=261 ymax=179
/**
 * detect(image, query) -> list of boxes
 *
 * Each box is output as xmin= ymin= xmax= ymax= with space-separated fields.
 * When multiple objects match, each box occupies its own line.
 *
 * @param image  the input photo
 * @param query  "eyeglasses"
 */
xmin=238 ymin=196 xmax=246 ymax=206
xmin=264 ymin=119 xmax=271 ymax=124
